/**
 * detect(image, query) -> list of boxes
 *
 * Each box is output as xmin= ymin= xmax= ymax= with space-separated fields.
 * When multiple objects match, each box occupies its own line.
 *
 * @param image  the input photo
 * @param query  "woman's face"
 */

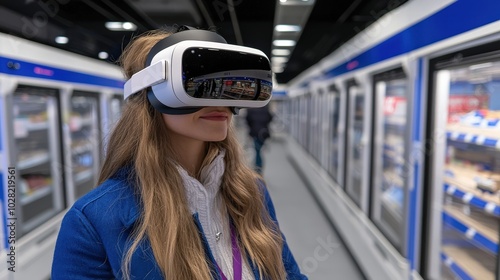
xmin=162 ymin=107 xmax=232 ymax=143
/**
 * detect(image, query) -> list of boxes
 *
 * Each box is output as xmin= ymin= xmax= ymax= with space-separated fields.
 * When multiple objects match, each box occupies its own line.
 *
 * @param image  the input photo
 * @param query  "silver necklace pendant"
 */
xmin=215 ymin=231 xmax=222 ymax=241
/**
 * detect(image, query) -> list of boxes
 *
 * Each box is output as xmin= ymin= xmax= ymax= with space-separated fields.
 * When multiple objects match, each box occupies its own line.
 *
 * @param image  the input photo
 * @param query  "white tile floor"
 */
xmin=235 ymin=117 xmax=364 ymax=280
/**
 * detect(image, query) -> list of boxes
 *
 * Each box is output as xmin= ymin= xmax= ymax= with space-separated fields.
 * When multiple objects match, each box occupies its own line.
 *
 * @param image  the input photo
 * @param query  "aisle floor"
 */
xmin=237 ymin=121 xmax=365 ymax=280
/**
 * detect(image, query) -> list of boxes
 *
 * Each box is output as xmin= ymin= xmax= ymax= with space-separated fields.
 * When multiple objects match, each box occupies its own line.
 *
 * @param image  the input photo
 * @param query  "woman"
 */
xmin=51 ymin=28 xmax=307 ymax=280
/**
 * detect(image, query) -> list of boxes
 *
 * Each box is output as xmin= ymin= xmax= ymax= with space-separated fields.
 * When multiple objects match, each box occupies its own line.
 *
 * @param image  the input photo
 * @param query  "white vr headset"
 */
xmin=123 ymin=26 xmax=273 ymax=114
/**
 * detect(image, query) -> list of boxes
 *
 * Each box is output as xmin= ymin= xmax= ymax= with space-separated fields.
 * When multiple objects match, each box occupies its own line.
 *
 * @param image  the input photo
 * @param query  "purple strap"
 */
xmin=216 ymin=223 xmax=242 ymax=280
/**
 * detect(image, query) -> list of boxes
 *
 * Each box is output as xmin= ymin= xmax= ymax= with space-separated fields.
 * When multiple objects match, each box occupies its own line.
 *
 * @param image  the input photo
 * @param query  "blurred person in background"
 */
xmin=245 ymin=104 xmax=274 ymax=174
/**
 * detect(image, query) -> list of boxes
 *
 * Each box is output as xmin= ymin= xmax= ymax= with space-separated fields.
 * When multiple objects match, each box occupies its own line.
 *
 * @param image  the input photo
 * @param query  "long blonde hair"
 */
xmin=99 ymin=29 xmax=286 ymax=280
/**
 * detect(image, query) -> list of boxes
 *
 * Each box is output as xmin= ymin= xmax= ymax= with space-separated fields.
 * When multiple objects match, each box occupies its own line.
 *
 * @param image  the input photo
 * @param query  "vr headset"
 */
xmin=123 ymin=26 xmax=273 ymax=114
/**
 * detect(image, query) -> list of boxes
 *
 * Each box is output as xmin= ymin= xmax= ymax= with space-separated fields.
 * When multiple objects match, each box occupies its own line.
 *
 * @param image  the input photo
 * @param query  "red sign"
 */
xmin=448 ymin=94 xmax=489 ymax=123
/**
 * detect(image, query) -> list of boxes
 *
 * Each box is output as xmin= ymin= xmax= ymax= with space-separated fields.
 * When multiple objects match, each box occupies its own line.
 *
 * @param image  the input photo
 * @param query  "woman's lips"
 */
xmin=200 ymin=112 xmax=228 ymax=121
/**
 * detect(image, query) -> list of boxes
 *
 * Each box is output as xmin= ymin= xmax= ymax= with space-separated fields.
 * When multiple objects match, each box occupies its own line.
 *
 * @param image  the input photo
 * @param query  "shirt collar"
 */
xmin=116 ymin=149 xmax=227 ymax=227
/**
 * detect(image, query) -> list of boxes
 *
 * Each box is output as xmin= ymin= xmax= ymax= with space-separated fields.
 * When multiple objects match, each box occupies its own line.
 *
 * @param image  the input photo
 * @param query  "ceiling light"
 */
xmin=272 ymin=57 xmax=289 ymax=63
xmin=105 ymin=22 xmax=137 ymax=31
xmin=275 ymin=25 xmax=301 ymax=32
xmin=55 ymin=36 xmax=68 ymax=44
xmin=98 ymin=51 xmax=109 ymax=59
xmin=272 ymin=66 xmax=285 ymax=73
xmin=272 ymin=61 xmax=287 ymax=68
xmin=273 ymin=40 xmax=296 ymax=47
xmin=272 ymin=49 xmax=291 ymax=56
xmin=280 ymin=0 xmax=287 ymax=2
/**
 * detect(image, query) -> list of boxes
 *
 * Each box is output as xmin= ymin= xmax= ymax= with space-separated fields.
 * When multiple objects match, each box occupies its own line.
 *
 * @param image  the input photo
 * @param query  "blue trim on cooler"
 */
xmin=442 ymin=211 xmax=498 ymax=255
xmin=0 ymin=56 xmax=124 ymax=89
xmin=441 ymin=252 xmax=474 ymax=280
xmin=446 ymin=131 xmax=500 ymax=149
xmin=301 ymin=0 xmax=500 ymax=87
xmin=444 ymin=183 xmax=500 ymax=217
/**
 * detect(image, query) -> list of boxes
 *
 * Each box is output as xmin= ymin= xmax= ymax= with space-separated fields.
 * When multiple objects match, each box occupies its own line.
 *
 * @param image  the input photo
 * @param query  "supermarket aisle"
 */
xmin=236 ymin=117 xmax=365 ymax=280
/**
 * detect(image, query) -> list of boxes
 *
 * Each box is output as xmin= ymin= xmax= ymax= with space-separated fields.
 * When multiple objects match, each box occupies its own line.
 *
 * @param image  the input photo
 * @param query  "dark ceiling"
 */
xmin=0 ymin=0 xmax=407 ymax=84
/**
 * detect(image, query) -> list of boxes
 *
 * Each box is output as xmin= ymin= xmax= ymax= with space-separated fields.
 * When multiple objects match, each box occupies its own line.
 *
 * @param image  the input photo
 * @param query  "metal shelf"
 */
xmin=441 ymin=250 xmax=474 ymax=280
xmin=21 ymin=185 xmax=52 ymax=205
xmin=444 ymin=183 xmax=500 ymax=216
xmin=442 ymin=209 xmax=498 ymax=255
xmin=18 ymin=152 xmax=50 ymax=170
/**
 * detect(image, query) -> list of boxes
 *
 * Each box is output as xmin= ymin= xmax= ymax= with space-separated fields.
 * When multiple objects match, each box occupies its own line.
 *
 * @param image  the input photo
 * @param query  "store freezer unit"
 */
xmin=11 ymin=87 xmax=65 ymax=238
xmin=427 ymin=44 xmax=500 ymax=280
xmin=371 ymin=68 xmax=412 ymax=256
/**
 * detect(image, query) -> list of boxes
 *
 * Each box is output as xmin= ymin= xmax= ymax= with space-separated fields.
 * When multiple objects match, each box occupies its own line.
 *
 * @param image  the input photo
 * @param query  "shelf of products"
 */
xmin=19 ymin=174 xmax=53 ymax=204
xmin=69 ymin=94 xmax=99 ymax=199
xmin=436 ymin=60 xmax=500 ymax=280
xmin=74 ymin=168 xmax=93 ymax=184
xmin=444 ymin=183 xmax=500 ymax=216
xmin=20 ymin=185 xmax=52 ymax=205
xmin=443 ymin=206 xmax=498 ymax=254
xmin=18 ymin=151 xmax=50 ymax=170
xmin=72 ymin=141 xmax=93 ymax=155
xmin=441 ymin=247 xmax=493 ymax=280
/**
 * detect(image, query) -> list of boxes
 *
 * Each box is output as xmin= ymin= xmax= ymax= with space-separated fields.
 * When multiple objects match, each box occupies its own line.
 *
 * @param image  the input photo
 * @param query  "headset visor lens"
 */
xmin=182 ymin=48 xmax=272 ymax=101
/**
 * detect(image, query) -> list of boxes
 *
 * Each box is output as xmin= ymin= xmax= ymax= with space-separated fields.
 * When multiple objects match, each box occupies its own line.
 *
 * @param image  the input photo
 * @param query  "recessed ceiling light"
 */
xmin=272 ymin=61 xmax=287 ymax=68
xmin=279 ymin=0 xmax=287 ymax=2
xmin=273 ymin=40 xmax=296 ymax=47
xmin=272 ymin=57 xmax=289 ymax=63
xmin=272 ymin=66 xmax=285 ymax=73
xmin=105 ymin=22 xmax=137 ymax=31
xmin=272 ymin=49 xmax=291 ymax=56
xmin=55 ymin=36 xmax=68 ymax=44
xmin=98 ymin=51 xmax=109 ymax=59
xmin=275 ymin=25 xmax=301 ymax=32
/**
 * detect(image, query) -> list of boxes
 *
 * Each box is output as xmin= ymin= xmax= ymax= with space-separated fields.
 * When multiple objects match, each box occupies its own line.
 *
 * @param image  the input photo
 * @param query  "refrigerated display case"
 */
xmin=344 ymin=79 xmax=372 ymax=212
xmin=371 ymin=68 xmax=410 ymax=254
xmin=428 ymin=48 xmax=500 ymax=280
xmin=68 ymin=91 xmax=100 ymax=202
xmin=10 ymin=86 xmax=64 ymax=238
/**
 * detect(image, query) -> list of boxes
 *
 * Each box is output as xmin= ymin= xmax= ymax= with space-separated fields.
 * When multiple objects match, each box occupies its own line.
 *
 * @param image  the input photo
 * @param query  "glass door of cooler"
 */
xmin=308 ymin=91 xmax=321 ymax=162
xmin=298 ymin=96 xmax=309 ymax=149
xmin=326 ymin=84 xmax=343 ymax=184
xmin=344 ymin=79 xmax=371 ymax=212
xmin=428 ymin=50 xmax=500 ymax=280
xmin=289 ymin=97 xmax=298 ymax=140
xmin=371 ymin=68 xmax=409 ymax=254
xmin=68 ymin=91 xmax=100 ymax=203
xmin=319 ymin=86 xmax=330 ymax=169
xmin=11 ymin=86 xmax=64 ymax=238
xmin=109 ymin=94 xmax=123 ymax=128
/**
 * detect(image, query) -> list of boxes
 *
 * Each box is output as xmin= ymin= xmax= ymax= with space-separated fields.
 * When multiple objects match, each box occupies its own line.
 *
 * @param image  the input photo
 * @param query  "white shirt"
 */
xmin=178 ymin=149 xmax=254 ymax=279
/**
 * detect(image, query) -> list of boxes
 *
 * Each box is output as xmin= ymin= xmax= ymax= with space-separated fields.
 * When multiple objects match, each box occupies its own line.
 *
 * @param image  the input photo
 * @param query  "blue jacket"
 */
xmin=51 ymin=168 xmax=307 ymax=280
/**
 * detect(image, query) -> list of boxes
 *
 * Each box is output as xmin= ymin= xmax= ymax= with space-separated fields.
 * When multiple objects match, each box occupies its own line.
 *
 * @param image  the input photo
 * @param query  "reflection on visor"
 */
xmin=182 ymin=48 xmax=272 ymax=101
xmin=185 ymin=72 xmax=271 ymax=101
